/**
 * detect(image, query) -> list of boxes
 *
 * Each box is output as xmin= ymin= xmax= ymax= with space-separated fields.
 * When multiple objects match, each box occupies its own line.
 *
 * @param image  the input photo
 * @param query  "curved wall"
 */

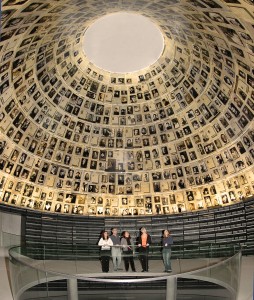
xmin=0 ymin=0 xmax=253 ymax=217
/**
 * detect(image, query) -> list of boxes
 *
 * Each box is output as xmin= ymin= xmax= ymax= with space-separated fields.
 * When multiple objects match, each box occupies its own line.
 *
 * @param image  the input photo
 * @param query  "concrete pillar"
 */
xmin=67 ymin=278 xmax=78 ymax=300
xmin=166 ymin=277 xmax=177 ymax=300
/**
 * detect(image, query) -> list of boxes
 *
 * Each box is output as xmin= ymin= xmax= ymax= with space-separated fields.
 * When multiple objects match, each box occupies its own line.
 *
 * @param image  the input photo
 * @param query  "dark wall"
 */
xmin=2 ymin=197 xmax=253 ymax=258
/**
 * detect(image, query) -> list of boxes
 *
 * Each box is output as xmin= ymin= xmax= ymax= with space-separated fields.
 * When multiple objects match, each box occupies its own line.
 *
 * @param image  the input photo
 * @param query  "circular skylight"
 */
xmin=83 ymin=12 xmax=164 ymax=73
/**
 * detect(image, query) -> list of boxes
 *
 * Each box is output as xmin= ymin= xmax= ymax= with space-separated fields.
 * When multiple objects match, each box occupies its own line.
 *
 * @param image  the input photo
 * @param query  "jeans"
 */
xmin=111 ymin=247 xmax=122 ymax=270
xmin=162 ymin=248 xmax=172 ymax=271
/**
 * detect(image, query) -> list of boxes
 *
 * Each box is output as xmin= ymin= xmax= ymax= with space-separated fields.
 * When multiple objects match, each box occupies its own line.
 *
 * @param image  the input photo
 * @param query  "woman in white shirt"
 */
xmin=98 ymin=231 xmax=113 ymax=272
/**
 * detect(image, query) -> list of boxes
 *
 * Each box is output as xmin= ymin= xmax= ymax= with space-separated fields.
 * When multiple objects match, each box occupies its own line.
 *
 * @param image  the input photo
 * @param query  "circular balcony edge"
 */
xmin=9 ymin=247 xmax=241 ymax=300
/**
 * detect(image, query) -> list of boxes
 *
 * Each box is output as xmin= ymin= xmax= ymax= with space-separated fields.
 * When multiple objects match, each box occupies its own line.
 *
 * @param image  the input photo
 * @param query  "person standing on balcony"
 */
xmin=137 ymin=227 xmax=151 ymax=272
xmin=110 ymin=227 xmax=122 ymax=271
xmin=121 ymin=231 xmax=136 ymax=272
xmin=162 ymin=229 xmax=173 ymax=272
xmin=98 ymin=230 xmax=113 ymax=272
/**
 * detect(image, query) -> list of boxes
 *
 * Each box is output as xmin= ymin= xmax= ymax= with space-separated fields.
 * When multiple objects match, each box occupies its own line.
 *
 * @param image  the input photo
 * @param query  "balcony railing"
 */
xmin=9 ymin=243 xmax=242 ymax=300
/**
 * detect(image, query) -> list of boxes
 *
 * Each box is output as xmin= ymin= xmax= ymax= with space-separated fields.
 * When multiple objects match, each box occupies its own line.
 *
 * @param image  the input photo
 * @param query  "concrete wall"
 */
xmin=0 ymin=212 xmax=21 ymax=247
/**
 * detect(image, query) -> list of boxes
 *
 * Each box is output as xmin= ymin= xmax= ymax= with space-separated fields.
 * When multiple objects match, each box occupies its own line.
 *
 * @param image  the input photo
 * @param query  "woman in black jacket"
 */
xmin=121 ymin=231 xmax=136 ymax=272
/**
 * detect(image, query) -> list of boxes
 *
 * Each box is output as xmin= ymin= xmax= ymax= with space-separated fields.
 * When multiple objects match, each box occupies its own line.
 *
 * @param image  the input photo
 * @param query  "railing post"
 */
xmin=75 ymin=243 xmax=78 ymax=274
xmin=67 ymin=278 xmax=78 ymax=300
xmin=43 ymin=245 xmax=50 ymax=298
xmin=166 ymin=277 xmax=177 ymax=300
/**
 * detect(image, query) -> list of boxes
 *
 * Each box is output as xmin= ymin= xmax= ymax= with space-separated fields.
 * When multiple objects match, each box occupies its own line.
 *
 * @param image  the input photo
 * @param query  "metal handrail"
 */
xmin=18 ymin=242 xmax=241 ymax=259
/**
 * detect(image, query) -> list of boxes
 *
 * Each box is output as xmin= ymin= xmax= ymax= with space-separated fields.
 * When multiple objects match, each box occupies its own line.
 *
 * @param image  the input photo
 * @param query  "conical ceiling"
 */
xmin=0 ymin=0 xmax=253 ymax=216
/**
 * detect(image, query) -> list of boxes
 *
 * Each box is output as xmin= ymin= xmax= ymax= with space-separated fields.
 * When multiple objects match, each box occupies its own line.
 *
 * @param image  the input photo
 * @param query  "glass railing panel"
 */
xmin=188 ymin=251 xmax=241 ymax=297
xmin=9 ymin=243 xmax=242 ymax=300
xmin=9 ymin=256 xmax=47 ymax=300
xmin=19 ymin=269 xmax=50 ymax=300
xmin=10 ymin=243 xmax=241 ymax=276
xmin=9 ymin=256 xmax=22 ymax=300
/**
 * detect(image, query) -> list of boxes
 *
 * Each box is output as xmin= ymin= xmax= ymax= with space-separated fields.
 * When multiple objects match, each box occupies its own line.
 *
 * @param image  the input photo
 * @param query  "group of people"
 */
xmin=98 ymin=227 xmax=173 ymax=273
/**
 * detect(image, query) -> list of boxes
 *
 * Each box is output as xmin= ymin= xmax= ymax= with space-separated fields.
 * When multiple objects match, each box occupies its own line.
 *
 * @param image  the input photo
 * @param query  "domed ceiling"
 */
xmin=0 ymin=0 xmax=254 ymax=216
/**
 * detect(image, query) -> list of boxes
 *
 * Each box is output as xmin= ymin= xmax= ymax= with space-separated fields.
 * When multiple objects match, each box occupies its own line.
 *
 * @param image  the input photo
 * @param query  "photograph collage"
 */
xmin=0 ymin=0 xmax=253 ymax=216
